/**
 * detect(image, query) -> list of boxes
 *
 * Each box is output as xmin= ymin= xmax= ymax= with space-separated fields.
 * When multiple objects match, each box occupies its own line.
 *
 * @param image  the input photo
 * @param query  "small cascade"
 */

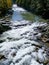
xmin=0 ymin=4 xmax=49 ymax=65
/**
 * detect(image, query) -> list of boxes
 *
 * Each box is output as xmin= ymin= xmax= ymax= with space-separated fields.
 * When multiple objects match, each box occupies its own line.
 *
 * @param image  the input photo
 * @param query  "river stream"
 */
xmin=0 ymin=4 xmax=49 ymax=65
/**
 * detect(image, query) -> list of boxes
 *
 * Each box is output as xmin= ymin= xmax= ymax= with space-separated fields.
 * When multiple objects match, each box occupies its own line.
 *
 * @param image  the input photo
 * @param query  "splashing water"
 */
xmin=0 ymin=4 xmax=48 ymax=65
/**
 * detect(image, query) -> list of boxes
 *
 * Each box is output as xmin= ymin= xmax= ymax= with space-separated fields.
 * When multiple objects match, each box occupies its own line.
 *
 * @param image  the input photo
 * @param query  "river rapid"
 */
xmin=0 ymin=4 xmax=49 ymax=65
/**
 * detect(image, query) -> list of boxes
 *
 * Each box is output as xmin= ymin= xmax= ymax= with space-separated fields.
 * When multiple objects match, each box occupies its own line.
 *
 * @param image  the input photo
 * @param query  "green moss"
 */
xmin=21 ymin=12 xmax=36 ymax=21
xmin=21 ymin=12 xmax=47 ymax=22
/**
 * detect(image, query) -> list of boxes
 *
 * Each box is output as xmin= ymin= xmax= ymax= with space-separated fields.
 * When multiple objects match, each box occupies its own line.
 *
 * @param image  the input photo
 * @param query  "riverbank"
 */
xmin=0 ymin=14 xmax=12 ymax=34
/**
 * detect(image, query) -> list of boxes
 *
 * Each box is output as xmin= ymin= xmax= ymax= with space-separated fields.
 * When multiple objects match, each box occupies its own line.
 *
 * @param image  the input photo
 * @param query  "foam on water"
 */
xmin=0 ymin=4 xmax=48 ymax=65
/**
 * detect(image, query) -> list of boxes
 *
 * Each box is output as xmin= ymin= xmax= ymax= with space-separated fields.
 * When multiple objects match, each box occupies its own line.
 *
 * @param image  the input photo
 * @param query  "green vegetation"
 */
xmin=21 ymin=12 xmax=47 ymax=22
xmin=16 ymin=0 xmax=49 ymax=19
xmin=0 ymin=0 xmax=12 ymax=17
xmin=0 ymin=0 xmax=12 ymax=9
xmin=22 ymin=12 xmax=36 ymax=21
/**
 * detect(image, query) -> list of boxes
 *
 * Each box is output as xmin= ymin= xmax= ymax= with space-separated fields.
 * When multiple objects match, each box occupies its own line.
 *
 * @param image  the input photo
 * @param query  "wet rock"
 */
xmin=44 ymin=60 xmax=49 ymax=65
xmin=47 ymin=63 xmax=49 ymax=65
xmin=0 ymin=18 xmax=5 ymax=21
xmin=33 ymin=32 xmax=38 ymax=35
xmin=0 ymin=40 xmax=5 ymax=43
xmin=36 ymin=24 xmax=49 ymax=45
xmin=37 ymin=26 xmax=46 ymax=32
xmin=41 ymin=34 xmax=49 ymax=43
xmin=36 ymin=33 xmax=42 ymax=40
xmin=5 ymin=20 xmax=10 ymax=22
xmin=46 ymin=48 xmax=49 ymax=57
xmin=0 ymin=55 xmax=6 ymax=60
xmin=41 ymin=37 xmax=49 ymax=43
xmin=8 ymin=10 xmax=13 ymax=15
xmin=0 ymin=22 xmax=11 ymax=34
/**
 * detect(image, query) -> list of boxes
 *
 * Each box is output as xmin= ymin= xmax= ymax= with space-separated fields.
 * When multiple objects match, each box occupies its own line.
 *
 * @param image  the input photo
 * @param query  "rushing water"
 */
xmin=0 ymin=4 xmax=49 ymax=65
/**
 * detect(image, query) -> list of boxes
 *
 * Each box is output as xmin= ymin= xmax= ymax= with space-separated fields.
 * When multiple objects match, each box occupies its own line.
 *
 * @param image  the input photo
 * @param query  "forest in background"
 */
xmin=0 ymin=0 xmax=12 ymax=17
xmin=0 ymin=0 xmax=49 ymax=19
xmin=16 ymin=0 xmax=49 ymax=19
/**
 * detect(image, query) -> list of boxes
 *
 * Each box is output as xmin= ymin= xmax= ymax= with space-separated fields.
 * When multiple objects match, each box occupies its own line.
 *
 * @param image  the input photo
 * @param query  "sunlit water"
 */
xmin=12 ymin=11 xmax=23 ymax=21
xmin=0 ymin=4 xmax=48 ymax=65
